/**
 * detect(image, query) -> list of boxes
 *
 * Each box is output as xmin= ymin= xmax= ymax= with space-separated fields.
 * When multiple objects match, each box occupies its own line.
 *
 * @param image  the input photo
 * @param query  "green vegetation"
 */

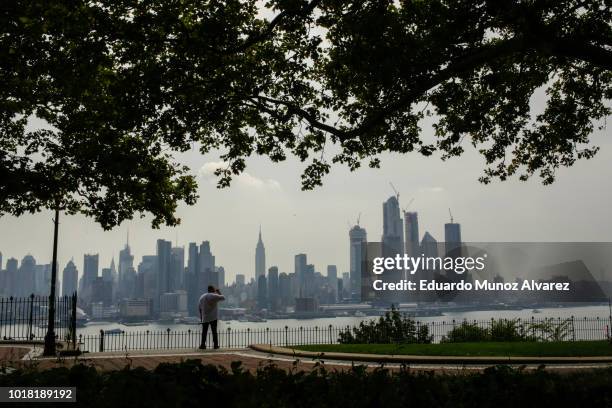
xmin=295 ymin=341 xmax=612 ymax=357
xmin=442 ymin=318 xmax=574 ymax=343
xmin=2 ymin=361 xmax=612 ymax=407
xmin=3 ymin=1 xmax=610 ymax=224
xmin=338 ymin=307 xmax=431 ymax=344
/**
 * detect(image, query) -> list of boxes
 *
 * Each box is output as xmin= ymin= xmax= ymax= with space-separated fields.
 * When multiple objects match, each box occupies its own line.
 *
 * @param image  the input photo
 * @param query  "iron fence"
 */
xmin=78 ymin=316 xmax=612 ymax=353
xmin=0 ymin=294 xmax=77 ymax=346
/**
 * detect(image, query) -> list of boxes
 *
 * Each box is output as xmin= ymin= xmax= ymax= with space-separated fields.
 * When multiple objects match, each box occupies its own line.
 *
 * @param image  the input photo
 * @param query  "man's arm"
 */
xmin=211 ymin=292 xmax=225 ymax=301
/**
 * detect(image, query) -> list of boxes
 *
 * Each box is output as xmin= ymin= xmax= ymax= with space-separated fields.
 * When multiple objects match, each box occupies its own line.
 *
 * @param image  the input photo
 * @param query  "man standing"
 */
xmin=199 ymin=285 xmax=225 ymax=349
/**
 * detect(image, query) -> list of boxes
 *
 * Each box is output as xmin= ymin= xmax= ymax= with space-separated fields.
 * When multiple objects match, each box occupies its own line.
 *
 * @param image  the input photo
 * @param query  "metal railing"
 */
xmin=78 ymin=316 xmax=612 ymax=353
xmin=0 ymin=294 xmax=77 ymax=347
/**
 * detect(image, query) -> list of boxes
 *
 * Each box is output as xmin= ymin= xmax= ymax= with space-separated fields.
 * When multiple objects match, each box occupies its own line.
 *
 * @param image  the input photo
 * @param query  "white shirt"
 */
xmin=198 ymin=292 xmax=225 ymax=323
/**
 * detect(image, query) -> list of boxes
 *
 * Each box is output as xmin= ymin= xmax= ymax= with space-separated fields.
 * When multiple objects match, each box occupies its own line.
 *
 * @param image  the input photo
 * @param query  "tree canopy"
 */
xmin=1 ymin=0 xmax=610 ymax=228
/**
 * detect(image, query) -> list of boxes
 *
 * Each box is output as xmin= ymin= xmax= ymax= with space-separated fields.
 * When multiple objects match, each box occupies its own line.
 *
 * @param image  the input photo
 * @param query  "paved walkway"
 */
xmin=2 ymin=345 xmax=612 ymax=373
xmin=0 ymin=345 xmax=31 ymax=361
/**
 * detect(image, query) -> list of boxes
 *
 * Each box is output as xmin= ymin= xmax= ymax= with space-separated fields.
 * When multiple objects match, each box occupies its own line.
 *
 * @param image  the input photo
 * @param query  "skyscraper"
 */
xmin=304 ymin=264 xmax=315 ymax=297
xmin=257 ymin=274 xmax=268 ymax=309
xmin=198 ymin=241 xmax=215 ymax=292
xmin=137 ymin=255 xmax=157 ymax=300
xmin=17 ymin=255 xmax=36 ymax=297
xmin=156 ymin=239 xmax=172 ymax=300
xmin=5 ymin=258 xmax=18 ymax=296
xmin=349 ymin=225 xmax=367 ymax=300
xmin=342 ymin=272 xmax=350 ymax=295
xmin=118 ymin=237 xmax=134 ymax=298
xmin=444 ymin=220 xmax=462 ymax=280
xmin=382 ymin=195 xmax=404 ymax=255
xmin=215 ymin=266 xmax=225 ymax=288
xmin=63 ymin=264 xmax=78 ymax=297
xmin=186 ymin=242 xmax=200 ymax=315
xmin=420 ymin=232 xmax=439 ymax=261
xmin=327 ymin=265 xmax=338 ymax=302
xmin=102 ymin=266 xmax=113 ymax=282
xmin=404 ymin=211 xmax=420 ymax=256
xmin=110 ymin=258 xmax=117 ymax=283
xmin=278 ymin=272 xmax=291 ymax=307
xmin=444 ymin=222 xmax=462 ymax=255
xmin=80 ymin=254 xmax=99 ymax=301
xmin=268 ymin=266 xmax=279 ymax=311
xmin=294 ymin=253 xmax=307 ymax=295
xmin=34 ymin=263 xmax=51 ymax=296
xmin=255 ymin=227 xmax=266 ymax=280
xmin=170 ymin=246 xmax=185 ymax=290
xmin=0 ymin=252 xmax=3 ymax=296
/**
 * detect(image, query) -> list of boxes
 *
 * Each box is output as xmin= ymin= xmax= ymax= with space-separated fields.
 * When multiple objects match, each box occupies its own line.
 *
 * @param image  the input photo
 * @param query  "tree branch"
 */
xmin=251 ymin=34 xmax=610 ymax=143
xmin=227 ymin=0 xmax=323 ymax=54
xmin=537 ymin=37 xmax=612 ymax=71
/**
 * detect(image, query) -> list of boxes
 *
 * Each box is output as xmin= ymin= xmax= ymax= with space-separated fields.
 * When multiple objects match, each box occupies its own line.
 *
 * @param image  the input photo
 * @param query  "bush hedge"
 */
xmin=442 ymin=318 xmax=574 ymax=343
xmin=1 ymin=361 xmax=612 ymax=407
xmin=338 ymin=307 xmax=432 ymax=344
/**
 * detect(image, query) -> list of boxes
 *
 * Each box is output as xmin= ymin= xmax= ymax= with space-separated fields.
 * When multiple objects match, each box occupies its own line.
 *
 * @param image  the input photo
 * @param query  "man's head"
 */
xmin=207 ymin=285 xmax=215 ymax=293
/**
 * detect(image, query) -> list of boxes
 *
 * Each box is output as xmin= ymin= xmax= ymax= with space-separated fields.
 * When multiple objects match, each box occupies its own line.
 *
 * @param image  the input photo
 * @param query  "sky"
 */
xmin=1 ymin=109 xmax=610 ymax=285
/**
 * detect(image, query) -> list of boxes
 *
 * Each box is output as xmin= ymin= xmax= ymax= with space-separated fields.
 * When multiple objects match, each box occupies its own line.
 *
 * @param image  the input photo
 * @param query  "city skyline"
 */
xmin=0 ymin=195 xmax=463 ymax=292
xmin=0 ymin=112 xmax=611 ymax=285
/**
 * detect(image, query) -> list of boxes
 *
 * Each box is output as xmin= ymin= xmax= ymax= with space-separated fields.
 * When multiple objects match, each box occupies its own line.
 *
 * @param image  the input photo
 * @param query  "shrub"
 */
xmin=528 ymin=318 xmax=574 ymax=342
xmin=443 ymin=319 xmax=534 ymax=343
xmin=442 ymin=321 xmax=490 ymax=343
xmin=490 ymin=319 xmax=530 ymax=342
xmin=338 ymin=307 xmax=432 ymax=344
xmin=1 ymin=361 xmax=612 ymax=408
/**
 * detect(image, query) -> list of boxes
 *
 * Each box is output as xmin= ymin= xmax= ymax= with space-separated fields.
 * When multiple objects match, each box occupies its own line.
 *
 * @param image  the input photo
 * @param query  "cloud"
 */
xmin=418 ymin=186 xmax=445 ymax=193
xmin=198 ymin=161 xmax=281 ymax=191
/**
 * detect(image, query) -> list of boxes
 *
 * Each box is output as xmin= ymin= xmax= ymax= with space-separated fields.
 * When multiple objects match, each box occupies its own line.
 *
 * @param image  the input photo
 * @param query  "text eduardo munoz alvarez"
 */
xmin=371 ymin=254 xmax=570 ymax=292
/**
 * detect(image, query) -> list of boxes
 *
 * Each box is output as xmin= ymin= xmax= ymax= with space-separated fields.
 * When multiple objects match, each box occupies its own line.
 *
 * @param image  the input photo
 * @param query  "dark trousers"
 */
xmin=201 ymin=320 xmax=218 ymax=348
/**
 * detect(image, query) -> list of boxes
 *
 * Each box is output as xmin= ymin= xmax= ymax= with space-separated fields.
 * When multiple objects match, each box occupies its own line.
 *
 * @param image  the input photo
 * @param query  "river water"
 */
xmin=77 ymin=304 xmax=612 ymax=336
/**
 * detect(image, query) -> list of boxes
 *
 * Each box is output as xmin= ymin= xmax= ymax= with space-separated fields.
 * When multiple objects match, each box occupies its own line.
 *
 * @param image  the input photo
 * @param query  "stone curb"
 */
xmin=249 ymin=344 xmax=612 ymax=365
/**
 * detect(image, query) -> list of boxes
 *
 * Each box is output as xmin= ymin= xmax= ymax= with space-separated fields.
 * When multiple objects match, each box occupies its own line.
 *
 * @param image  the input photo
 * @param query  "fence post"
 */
xmin=571 ymin=316 xmax=576 ymax=341
xmin=328 ymin=325 xmax=333 ymax=344
xmin=99 ymin=329 xmax=105 ymax=352
xmin=166 ymin=328 xmax=171 ymax=349
xmin=71 ymin=293 xmax=77 ymax=349
xmin=285 ymin=326 xmax=288 ymax=347
xmin=227 ymin=327 xmax=231 ymax=348
xmin=299 ymin=326 xmax=303 ymax=344
xmin=266 ymin=327 xmax=270 ymax=347
xmin=27 ymin=294 xmax=34 ymax=340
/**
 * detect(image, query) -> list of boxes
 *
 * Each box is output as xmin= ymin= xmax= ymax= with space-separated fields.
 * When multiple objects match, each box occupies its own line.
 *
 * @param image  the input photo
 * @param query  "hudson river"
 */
xmin=77 ymin=304 xmax=611 ymax=336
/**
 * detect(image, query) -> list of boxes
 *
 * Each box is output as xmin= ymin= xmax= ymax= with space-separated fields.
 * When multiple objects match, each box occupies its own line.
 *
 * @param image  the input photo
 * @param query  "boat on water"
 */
xmin=104 ymin=328 xmax=125 ymax=335
xmin=532 ymin=309 xmax=542 ymax=313
xmin=246 ymin=315 xmax=267 ymax=323
xmin=178 ymin=316 xmax=201 ymax=325
xmin=121 ymin=322 xmax=148 ymax=327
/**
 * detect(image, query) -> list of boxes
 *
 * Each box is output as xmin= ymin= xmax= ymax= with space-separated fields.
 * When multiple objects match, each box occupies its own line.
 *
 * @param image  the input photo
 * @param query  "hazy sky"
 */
xmin=1 ymin=108 xmax=610 ymax=286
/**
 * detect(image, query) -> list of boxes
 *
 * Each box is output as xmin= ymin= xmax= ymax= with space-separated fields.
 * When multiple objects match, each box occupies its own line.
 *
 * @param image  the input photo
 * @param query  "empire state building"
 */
xmin=255 ymin=227 xmax=266 ymax=279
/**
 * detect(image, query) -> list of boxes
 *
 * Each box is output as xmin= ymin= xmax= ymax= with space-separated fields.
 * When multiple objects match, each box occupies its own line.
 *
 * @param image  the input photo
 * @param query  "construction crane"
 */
xmin=389 ymin=182 xmax=399 ymax=201
xmin=403 ymin=198 xmax=415 ymax=213
xmin=448 ymin=208 xmax=454 ymax=224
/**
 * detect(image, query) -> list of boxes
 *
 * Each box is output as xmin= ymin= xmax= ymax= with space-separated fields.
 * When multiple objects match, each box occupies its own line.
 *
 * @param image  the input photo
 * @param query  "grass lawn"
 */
xmin=293 ymin=341 xmax=612 ymax=357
